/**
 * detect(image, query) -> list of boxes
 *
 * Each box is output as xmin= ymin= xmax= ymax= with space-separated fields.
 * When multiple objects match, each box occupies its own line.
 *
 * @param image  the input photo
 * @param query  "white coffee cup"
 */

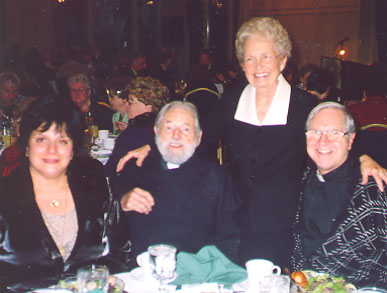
xmin=245 ymin=259 xmax=281 ymax=291
xmin=103 ymin=138 xmax=115 ymax=150
xmin=136 ymin=251 xmax=155 ymax=281
xmin=98 ymin=129 xmax=109 ymax=139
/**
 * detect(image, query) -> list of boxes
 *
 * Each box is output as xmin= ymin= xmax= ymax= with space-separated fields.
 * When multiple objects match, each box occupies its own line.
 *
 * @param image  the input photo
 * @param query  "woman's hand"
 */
xmin=359 ymin=155 xmax=387 ymax=192
xmin=120 ymin=187 xmax=155 ymax=214
xmin=116 ymin=144 xmax=151 ymax=172
xmin=114 ymin=121 xmax=128 ymax=132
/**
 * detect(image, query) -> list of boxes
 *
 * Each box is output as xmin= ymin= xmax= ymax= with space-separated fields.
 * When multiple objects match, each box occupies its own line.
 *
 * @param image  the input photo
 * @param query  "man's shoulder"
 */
xmin=182 ymin=152 xmax=227 ymax=179
xmin=353 ymin=176 xmax=387 ymax=202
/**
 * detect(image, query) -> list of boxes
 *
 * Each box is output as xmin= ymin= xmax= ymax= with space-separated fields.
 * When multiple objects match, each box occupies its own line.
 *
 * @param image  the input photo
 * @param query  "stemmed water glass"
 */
xmin=147 ymin=244 xmax=177 ymax=292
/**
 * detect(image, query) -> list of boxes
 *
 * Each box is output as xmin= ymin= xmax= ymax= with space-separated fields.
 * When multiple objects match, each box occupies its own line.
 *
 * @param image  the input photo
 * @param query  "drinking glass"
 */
xmin=77 ymin=264 xmax=109 ymax=293
xmin=147 ymin=244 xmax=177 ymax=291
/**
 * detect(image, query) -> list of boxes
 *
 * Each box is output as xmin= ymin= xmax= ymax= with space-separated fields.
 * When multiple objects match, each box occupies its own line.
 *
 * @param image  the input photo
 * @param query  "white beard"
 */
xmin=155 ymin=135 xmax=197 ymax=165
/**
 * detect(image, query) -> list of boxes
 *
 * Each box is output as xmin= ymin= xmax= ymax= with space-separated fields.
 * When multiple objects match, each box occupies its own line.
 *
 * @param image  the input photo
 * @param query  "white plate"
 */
xmin=232 ymin=278 xmax=251 ymax=292
xmin=114 ymin=268 xmax=177 ymax=293
xmin=358 ymin=288 xmax=387 ymax=293
xmin=114 ymin=268 xmax=159 ymax=293
xmin=28 ymin=289 xmax=72 ymax=293
xmin=91 ymin=149 xmax=112 ymax=156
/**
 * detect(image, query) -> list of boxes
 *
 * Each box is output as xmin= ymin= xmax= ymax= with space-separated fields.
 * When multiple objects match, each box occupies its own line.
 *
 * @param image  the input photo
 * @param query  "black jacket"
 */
xmin=116 ymin=145 xmax=241 ymax=264
xmin=292 ymin=162 xmax=387 ymax=288
xmin=201 ymin=78 xmax=318 ymax=267
xmin=0 ymin=157 xmax=130 ymax=292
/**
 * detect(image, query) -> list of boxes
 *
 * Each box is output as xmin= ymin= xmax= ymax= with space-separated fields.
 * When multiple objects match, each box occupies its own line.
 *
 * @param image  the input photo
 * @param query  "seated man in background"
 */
xmin=116 ymin=101 xmax=240 ymax=264
xmin=67 ymin=73 xmax=113 ymax=131
xmin=292 ymin=102 xmax=387 ymax=288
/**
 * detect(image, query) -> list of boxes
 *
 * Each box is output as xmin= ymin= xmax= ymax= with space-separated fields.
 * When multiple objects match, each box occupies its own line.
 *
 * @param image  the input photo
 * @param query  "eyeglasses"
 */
xmin=70 ymin=87 xmax=87 ymax=94
xmin=108 ymin=89 xmax=128 ymax=99
xmin=244 ymin=54 xmax=280 ymax=65
xmin=305 ymin=129 xmax=349 ymax=142
xmin=127 ymin=98 xmax=143 ymax=104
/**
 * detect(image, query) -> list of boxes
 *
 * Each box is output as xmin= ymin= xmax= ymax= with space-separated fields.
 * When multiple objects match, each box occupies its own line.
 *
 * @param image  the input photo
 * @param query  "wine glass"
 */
xmin=147 ymin=244 xmax=177 ymax=291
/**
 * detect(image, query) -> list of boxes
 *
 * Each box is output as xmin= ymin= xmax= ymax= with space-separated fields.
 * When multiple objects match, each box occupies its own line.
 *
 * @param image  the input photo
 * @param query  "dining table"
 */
xmin=90 ymin=134 xmax=117 ymax=165
xmin=28 ymin=244 xmax=370 ymax=293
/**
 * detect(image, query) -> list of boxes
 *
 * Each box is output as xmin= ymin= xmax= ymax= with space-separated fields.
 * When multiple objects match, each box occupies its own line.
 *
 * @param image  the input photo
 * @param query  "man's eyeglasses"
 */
xmin=305 ymin=129 xmax=349 ymax=142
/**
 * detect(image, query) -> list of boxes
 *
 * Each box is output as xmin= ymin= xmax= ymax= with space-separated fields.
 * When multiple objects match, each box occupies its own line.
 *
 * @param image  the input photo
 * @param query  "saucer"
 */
xmin=358 ymin=288 xmax=386 ymax=293
xmin=232 ymin=279 xmax=250 ymax=292
xmin=114 ymin=268 xmax=177 ymax=293
xmin=130 ymin=267 xmax=178 ymax=283
xmin=27 ymin=288 xmax=74 ymax=293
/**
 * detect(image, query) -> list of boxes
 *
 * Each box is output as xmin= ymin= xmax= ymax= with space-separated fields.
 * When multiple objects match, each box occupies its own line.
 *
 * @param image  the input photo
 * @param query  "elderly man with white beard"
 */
xmin=115 ymin=101 xmax=241 ymax=263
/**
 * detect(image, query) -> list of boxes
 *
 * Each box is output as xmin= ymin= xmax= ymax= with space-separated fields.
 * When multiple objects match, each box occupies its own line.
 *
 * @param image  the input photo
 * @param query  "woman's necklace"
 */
xmin=40 ymin=189 xmax=78 ymax=260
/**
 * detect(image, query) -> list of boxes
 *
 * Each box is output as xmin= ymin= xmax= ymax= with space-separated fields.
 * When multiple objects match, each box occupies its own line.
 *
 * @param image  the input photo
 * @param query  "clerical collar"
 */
xmin=316 ymin=170 xmax=325 ymax=182
xmin=159 ymin=157 xmax=180 ymax=169
xmin=166 ymin=162 xmax=180 ymax=169
xmin=315 ymin=157 xmax=353 ymax=183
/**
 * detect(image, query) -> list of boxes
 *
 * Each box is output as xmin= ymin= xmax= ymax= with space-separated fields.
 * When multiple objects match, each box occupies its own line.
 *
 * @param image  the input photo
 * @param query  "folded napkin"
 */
xmin=172 ymin=245 xmax=247 ymax=288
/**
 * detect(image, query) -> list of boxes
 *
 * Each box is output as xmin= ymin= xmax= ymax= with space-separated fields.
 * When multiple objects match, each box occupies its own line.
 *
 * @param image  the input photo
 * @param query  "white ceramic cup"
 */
xmin=103 ymin=138 xmax=115 ymax=150
xmin=136 ymin=251 xmax=155 ymax=281
xmin=98 ymin=129 xmax=109 ymax=139
xmin=245 ymin=259 xmax=281 ymax=291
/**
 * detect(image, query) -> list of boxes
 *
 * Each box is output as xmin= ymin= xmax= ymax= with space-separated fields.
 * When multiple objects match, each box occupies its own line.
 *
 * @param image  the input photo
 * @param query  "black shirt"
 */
xmin=301 ymin=156 xmax=361 ymax=256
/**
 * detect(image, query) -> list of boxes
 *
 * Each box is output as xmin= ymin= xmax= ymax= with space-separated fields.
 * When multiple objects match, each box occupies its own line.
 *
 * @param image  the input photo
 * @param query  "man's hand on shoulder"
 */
xmin=120 ymin=187 xmax=155 ymax=214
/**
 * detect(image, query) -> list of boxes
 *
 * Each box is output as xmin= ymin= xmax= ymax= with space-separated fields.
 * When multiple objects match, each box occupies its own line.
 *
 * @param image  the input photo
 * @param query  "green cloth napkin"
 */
xmin=172 ymin=245 xmax=247 ymax=288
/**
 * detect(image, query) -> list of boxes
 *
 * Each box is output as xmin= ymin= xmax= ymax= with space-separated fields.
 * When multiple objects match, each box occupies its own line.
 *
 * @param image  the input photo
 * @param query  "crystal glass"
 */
xmin=147 ymin=244 xmax=177 ymax=291
xmin=77 ymin=264 xmax=109 ymax=293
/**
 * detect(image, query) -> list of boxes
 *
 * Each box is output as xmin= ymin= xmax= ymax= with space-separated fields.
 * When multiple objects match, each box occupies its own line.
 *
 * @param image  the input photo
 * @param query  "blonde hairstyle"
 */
xmin=67 ymin=73 xmax=90 ymax=89
xmin=235 ymin=17 xmax=292 ymax=64
xmin=126 ymin=76 xmax=169 ymax=113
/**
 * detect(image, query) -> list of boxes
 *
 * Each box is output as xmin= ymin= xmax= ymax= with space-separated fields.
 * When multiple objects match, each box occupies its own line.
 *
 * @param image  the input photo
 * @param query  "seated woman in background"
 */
xmin=106 ymin=75 xmax=131 ymax=135
xmin=0 ymin=96 xmax=130 ymax=292
xmin=105 ymin=76 xmax=168 ymax=177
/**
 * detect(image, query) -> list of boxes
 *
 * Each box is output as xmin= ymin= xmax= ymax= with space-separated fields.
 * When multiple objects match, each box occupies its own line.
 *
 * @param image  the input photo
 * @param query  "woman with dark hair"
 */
xmin=0 ymin=96 xmax=129 ymax=292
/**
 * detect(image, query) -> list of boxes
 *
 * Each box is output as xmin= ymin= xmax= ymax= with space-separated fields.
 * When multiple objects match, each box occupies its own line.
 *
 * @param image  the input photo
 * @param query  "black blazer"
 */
xmin=0 ymin=157 xmax=130 ymax=292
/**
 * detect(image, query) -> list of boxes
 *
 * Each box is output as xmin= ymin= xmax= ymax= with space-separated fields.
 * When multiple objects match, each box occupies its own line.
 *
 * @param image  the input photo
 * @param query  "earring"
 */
xmin=25 ymin=150 xmax=29 ymax=157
